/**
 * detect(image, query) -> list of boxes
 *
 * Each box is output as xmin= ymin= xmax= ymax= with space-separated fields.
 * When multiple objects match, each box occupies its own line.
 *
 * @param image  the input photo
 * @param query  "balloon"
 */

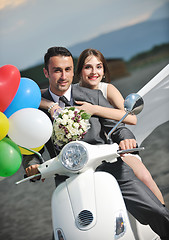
xmin=0 ymin=112 xmax=9 ymax=140
xmin=4 ymin=77 xmax=41 ymax=118
xmin=8 ymin=108 xmax=53 ymax=148
xmin=19 ymin=145 xmax=44 ymax=155
xmin=0 ymin=65 xmax=20 ymax=112
xmin=0 ymin=137 xmax=22 ymax=177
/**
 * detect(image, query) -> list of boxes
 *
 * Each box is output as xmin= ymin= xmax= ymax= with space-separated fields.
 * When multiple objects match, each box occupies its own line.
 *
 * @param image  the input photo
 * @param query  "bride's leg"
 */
xmin=122 ymin=155 xmax=165 ymax=204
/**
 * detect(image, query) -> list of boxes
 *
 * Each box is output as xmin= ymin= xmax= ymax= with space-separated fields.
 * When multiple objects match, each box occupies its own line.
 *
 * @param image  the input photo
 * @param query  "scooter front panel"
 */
xmin=51 ymin=171 xmax=135 ymax=240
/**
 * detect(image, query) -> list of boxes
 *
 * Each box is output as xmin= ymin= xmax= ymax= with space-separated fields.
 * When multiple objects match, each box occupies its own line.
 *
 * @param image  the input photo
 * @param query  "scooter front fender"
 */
xmin=51 ymin=169 xmax=135 ymax=240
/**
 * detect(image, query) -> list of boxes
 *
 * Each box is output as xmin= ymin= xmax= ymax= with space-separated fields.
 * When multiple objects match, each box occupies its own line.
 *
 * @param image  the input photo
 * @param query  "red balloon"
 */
xmin=0 ymin=65 xmax=21 ymax=112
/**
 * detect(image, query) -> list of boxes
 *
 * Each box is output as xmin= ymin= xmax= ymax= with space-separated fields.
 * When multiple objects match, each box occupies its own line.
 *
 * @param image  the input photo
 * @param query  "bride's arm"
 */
xmin=106 ymin=83 xmax=137 ymax=125
xmin=75 ymin=84 xmax=137 ymax=125
xmin=75 ymin=101 xmax=136 ymax=125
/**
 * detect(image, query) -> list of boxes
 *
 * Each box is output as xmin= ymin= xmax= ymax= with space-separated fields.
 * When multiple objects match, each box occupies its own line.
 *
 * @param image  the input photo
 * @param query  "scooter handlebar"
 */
xmin=117 ymin=147 xmax=144 ymax=154
xmin=15 ymin=173 xmax=42 ymax=185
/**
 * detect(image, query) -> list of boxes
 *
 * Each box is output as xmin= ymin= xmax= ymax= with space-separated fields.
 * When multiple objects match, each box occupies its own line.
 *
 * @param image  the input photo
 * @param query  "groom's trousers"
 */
xmin=96 ymin=158 xmax=169 ymax=240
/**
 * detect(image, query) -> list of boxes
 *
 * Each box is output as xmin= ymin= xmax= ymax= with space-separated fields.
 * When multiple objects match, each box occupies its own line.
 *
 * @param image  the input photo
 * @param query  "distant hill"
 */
xmin=127 ymin=42 xmax=169 ymax=70
xmin=149 ymin=2 xmax=169 ymax=20
xmin=21 ymin=43 xmax=169 ymax=87
xmin=20 ymin=2 xmax=169 ymax=71
xmin=69 ymin=18 xmax=169 ymax=60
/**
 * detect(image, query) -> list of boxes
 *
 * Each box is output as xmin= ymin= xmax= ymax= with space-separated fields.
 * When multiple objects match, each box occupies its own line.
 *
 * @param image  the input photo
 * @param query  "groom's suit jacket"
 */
xmin=22 ymin=84 xmax=135 ymax=169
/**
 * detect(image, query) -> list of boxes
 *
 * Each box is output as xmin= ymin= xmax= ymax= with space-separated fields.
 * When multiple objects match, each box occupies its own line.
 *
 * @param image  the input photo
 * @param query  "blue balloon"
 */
xmin=4 ymin=77 xmax=41 ymax=118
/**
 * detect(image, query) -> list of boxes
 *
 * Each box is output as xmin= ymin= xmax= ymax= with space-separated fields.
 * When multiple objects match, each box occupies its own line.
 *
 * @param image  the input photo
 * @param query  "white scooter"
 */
xmin=16 ymin=94 xmax=159 ymax=240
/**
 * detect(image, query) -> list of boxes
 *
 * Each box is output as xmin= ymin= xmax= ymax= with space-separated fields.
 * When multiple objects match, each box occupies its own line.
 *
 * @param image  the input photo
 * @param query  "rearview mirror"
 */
xmin=124 ymin=93 xmax=144 ymax=115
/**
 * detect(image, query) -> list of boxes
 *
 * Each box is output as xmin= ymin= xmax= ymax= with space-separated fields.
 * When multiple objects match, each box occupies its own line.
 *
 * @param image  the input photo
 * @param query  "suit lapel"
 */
xmin=42 ymin=89 xmax=54 ymax=102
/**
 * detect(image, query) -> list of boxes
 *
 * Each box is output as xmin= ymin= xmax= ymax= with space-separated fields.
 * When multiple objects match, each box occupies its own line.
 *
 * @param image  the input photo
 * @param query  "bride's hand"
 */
xmin=75 ymin=101 xmax=95 ymax=115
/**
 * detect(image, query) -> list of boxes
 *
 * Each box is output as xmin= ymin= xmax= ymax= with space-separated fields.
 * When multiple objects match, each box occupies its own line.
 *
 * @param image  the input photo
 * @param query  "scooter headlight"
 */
xmin=60 ymin=142 xmax=88 ymax=171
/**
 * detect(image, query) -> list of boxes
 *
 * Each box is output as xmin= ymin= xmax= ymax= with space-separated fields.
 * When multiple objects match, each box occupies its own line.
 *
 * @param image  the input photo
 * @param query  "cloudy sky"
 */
xmin=0 ymin=0 xmax=168 ymax=70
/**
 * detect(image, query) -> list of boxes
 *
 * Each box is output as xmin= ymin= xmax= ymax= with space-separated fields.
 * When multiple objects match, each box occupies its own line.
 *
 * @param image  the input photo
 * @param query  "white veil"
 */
xmin=128 ymin=64 xmax=169 ymax=146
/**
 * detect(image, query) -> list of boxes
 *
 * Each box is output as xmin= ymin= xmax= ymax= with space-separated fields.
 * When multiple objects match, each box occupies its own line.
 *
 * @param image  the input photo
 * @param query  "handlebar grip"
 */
xmin=117 ymin=147 xmax=144 ymax=154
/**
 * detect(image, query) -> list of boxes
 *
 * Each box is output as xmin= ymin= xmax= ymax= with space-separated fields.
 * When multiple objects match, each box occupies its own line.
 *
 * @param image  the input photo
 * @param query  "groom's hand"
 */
xmin=119 ymin=139 xmax=137 ymax=151
xmin=25 ymin=164 xmax=43 ymax=181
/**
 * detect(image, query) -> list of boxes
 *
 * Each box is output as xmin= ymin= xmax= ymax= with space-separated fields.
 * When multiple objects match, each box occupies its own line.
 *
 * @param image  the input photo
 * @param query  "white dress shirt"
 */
xmin=49 ymin=86 xmax=72 ymax=108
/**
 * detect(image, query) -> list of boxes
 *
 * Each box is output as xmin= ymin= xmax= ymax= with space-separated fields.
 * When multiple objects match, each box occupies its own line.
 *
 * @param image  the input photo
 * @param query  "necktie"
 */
xmin=59 ymin=96 xmax=71 ymax=106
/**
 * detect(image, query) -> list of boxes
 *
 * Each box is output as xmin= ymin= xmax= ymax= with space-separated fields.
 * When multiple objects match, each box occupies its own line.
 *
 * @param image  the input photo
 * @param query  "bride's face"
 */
xmin=81 ymin=55 xmax=104 ymax=89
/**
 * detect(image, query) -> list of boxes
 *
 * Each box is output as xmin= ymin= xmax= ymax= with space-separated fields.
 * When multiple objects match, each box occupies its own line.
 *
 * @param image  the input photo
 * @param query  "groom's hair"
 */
xmin=44 ymin=47 xmax=73 ymax=71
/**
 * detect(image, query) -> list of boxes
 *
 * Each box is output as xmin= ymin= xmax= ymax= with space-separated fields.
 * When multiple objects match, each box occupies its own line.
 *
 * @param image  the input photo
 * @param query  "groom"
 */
xmin=23 ymin=46 xmax=169 ymax=239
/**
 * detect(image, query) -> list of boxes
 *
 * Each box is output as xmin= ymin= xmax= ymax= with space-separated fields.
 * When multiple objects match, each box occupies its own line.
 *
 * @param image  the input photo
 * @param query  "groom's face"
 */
xmin=44 ymin=55 xmax=74 ymax=96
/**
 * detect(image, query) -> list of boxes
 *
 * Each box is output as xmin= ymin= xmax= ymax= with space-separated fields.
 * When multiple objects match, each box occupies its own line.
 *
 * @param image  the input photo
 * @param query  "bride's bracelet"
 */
xmin=48 ymin=102 xmax=58 ymax=113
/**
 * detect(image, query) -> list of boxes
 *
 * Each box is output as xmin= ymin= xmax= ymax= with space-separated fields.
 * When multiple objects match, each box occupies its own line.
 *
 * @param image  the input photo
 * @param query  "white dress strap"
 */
xmin=98 ymin=82 xmax=108 ymax=99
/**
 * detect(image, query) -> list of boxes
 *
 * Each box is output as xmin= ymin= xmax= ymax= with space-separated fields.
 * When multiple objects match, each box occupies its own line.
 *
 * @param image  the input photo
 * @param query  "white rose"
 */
xmin=57 ymin=133 xmax=65 ymax=141
xmin=79 ymin=129 xmax=83 ymax=135
xmin=63 ymin=137 xmax=69 ymax=143
xmin=60 ymin=114 xmax=68 ymax=125
xmin=66 ymin=133 xmax=72 ymax=139
xmin=53 ymin=123 xmax=61 ymax=130
xmin=68 ymin=110 xmax=75 ymax=118
xmin=56 ymin=118 xmax=62 ymax=124
xmin=73 ymin=122 xmax=79 ymax=129
xmin=80 ymin=119 xmax=88 ymax=131
xmin=67 ymin=119 xmax=74 ymax=125
xmin=62 ymin=114 xmax=69 ymax=121
xmin=75 ymin=128 xmax=80 ymax=134
xmin=63 ymin=108 xmax=68 ymax=114
xmin=67 ymin=126 xmax=75 ymax=134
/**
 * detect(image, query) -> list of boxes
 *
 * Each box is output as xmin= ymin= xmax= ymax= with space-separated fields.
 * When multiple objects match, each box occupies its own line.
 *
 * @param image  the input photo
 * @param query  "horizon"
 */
xmin=0 ymin=0 xmax=169 ymax=70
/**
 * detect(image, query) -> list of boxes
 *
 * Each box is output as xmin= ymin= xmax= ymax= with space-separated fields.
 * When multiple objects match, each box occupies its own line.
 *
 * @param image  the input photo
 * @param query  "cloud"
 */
xmin=0 ymin=0 xmax=27 ymax=10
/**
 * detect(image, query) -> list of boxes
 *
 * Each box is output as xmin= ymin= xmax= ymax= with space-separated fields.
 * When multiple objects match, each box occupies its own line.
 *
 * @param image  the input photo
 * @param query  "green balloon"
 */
xmin=0 ymin=137 xmax=22 ymax=177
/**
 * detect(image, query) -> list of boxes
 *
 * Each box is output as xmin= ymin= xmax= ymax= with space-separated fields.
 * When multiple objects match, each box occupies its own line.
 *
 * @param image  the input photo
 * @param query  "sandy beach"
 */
xmin=0 ymin=60 xmax=169 ymax=240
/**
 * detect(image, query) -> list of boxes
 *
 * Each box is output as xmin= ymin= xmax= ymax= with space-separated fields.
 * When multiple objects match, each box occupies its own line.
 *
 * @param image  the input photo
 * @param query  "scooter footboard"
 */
xmin=51 ymin=170 xmax=135 ymax=240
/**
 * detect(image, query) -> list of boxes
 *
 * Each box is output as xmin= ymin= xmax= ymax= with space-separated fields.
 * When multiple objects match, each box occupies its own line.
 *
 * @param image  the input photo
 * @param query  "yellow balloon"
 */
xmin=19 ymin=145 xmax=44 ymax=155
xmin=0 ymin=112 xmax=9 ymax=140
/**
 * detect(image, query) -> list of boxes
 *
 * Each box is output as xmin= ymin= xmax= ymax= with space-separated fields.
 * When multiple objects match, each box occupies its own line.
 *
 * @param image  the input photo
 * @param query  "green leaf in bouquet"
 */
xmin=67 ymin=107 xmax=75 ymax=111
xmin=81 ymin=112 xmax=91 ymax=120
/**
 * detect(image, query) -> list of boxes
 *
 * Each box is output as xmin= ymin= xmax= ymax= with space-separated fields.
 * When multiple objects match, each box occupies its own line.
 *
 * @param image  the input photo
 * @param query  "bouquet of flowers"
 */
xmin=52 ymin=107 xmax=91 ymax=149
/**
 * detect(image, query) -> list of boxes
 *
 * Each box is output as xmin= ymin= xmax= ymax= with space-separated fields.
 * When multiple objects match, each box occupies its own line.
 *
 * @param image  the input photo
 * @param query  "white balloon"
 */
xmin=8 ymin=108 xmax=53 ymax=148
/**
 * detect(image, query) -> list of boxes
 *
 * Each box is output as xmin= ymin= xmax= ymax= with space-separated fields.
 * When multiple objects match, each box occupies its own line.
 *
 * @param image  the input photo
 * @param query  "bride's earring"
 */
xmin=102 ymin=75 xmax=106 ymax=81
